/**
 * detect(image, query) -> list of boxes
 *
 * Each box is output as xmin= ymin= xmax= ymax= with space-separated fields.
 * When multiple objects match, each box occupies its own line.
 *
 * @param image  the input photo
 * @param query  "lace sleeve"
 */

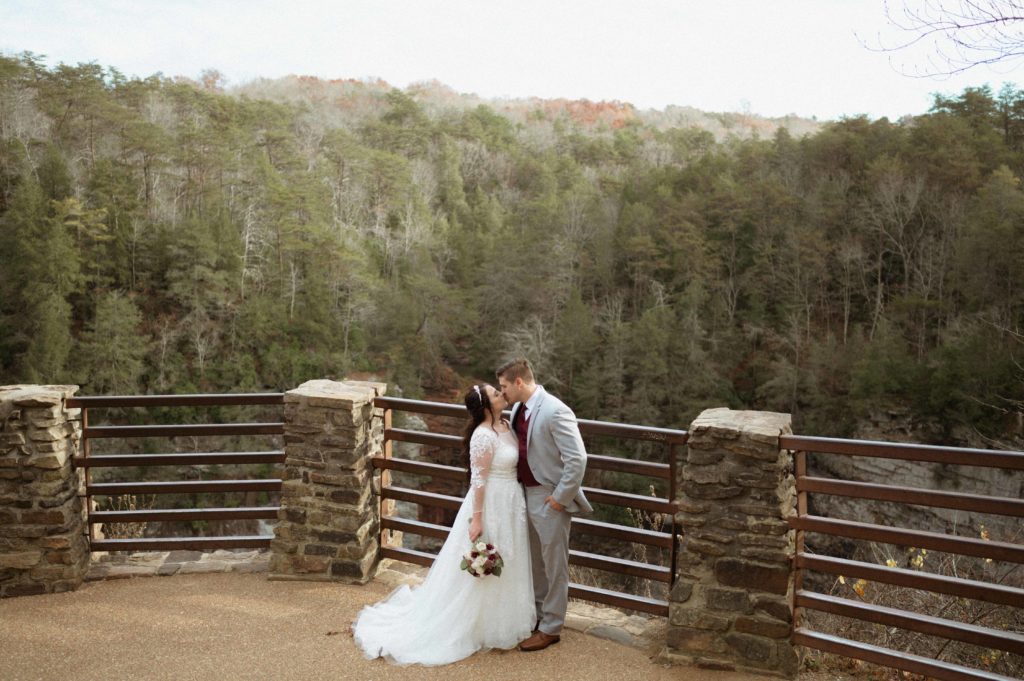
xmin=469 ymin=428 xmax=496 ymax=490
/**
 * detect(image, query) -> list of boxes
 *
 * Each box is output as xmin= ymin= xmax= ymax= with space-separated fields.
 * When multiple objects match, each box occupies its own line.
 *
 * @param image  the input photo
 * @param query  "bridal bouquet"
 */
xmin=460 ymin=539 xmax=504 ymax=578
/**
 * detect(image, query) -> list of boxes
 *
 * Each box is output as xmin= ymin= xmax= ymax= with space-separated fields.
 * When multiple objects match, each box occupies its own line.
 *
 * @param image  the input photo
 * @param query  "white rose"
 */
xmin=475 ymin=542 xmax=487 ymax=552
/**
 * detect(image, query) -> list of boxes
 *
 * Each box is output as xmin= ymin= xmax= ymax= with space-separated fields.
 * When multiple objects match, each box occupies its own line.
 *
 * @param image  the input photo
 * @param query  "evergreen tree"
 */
xmin=77 ymin=291 xmax=148 ymax=394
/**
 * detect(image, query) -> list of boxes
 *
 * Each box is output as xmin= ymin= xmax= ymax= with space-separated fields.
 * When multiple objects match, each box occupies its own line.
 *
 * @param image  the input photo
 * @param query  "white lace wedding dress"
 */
xmin=352 ymin=425 xmax=534 ymax=665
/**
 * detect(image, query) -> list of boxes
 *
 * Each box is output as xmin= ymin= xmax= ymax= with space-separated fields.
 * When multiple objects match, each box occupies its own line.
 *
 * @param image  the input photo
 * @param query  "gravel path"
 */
xmin=0 ymin=573 xmax=765 ymax=681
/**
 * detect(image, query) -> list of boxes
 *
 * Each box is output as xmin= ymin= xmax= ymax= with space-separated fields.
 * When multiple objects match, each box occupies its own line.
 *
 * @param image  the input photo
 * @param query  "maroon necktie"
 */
xmin=516 ymin=408 xmax=540 ymax=486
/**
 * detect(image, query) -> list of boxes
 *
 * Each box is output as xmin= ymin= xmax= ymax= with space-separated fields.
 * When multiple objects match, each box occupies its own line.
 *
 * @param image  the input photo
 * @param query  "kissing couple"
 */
xmin=352 ymin=357 xmax=593 ymax=665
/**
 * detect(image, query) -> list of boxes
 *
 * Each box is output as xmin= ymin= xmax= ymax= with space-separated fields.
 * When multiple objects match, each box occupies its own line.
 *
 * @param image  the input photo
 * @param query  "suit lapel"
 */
xmin=526 ymin=389 xmax=546 ymax=448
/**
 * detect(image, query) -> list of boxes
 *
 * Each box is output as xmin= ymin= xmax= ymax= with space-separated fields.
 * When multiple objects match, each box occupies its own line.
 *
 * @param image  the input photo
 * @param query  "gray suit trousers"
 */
xmin=525 ymin=485 xmax=572 ymax=635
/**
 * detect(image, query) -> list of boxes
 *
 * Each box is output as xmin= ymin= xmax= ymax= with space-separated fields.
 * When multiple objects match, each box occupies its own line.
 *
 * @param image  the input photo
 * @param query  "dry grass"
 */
xmin=98 ymin=493 xmax=156 ymax=539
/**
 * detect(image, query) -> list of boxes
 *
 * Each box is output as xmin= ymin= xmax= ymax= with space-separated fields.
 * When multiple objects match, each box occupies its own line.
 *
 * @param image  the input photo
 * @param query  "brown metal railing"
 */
xmin=784 ymin=434 xmax=1024 ymax=681
xmin=372 ymin=395 xmax=686 ymax=617
xmin=66 ymin=393 xmax=285 ymax=552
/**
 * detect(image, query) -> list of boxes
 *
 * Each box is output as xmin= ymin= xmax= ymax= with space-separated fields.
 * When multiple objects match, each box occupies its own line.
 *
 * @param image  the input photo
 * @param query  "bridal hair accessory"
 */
xmin=460 ymin=532 xmax=504 ymax=578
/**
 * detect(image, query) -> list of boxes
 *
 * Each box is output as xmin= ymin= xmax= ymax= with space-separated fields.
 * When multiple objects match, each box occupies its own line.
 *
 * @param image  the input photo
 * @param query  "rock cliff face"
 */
xmin=807 ymin=408 xmax=1023 ymax=556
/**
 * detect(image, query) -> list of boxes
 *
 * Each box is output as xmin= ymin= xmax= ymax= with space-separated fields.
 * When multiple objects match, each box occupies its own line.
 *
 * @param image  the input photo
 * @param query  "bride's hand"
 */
xmin=469 ymin=516 xmax=483 ymax=542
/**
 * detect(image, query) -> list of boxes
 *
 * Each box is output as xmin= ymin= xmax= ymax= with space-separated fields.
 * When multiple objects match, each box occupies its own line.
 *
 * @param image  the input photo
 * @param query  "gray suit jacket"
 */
xmin=512 ymin=386 xmax=593 ymax=514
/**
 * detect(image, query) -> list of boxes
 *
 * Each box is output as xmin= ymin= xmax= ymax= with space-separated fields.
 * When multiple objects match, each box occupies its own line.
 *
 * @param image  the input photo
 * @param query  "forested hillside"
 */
xmin=1 ymin=54 xmax=1021 ymax=441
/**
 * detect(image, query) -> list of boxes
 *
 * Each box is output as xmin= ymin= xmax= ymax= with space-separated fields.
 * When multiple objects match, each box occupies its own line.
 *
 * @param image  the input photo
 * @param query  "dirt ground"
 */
xmin=0 ymin=573 xmax=782 ymax=681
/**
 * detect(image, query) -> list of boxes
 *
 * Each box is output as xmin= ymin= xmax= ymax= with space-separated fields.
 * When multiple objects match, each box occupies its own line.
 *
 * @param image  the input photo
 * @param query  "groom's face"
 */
xmin=497 ymin=376 xmax=519 ymax=404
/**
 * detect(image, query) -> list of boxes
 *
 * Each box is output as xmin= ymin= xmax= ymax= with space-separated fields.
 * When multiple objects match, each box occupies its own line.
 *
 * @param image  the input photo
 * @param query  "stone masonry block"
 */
xmin=669 ymin=580 xmax=694 ymax=603
xmin=667 ymin=626 xmax=727 ymax=655
xmin=271 ymin=380 xmax=386 ymax=583
xmin=667 ymin=407 xmax=795 ymax=677
xmin=734 ymin=616 xmax=791 ymax=639
xmin=0 ymin=551 xmax=41 ymax=569
xmin=714 ymin=557 xmax=790 ymax=595
xmin=704 ymin=587 xmax=752 ymax=614
xmin=682 ymin=482 xmax=744 ymax=500
xmin=724 ymin=632 xmax=775 ymax=665
xmin=670 ymin=605 xmax=730 ymax=631
xmin=754 ymin=595 xmax=792 ymax=623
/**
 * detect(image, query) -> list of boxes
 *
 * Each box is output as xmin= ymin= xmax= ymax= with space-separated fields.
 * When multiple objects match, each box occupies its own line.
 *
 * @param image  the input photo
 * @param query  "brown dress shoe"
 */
xmin=518 ymin=630 xmax=560 ymax=652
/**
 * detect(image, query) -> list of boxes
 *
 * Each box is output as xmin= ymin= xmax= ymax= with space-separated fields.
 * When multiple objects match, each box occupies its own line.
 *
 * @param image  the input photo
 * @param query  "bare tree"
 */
xmin=500 ymin=316 xmax=557 ymax=383
xmin=861 ymin=157 xmax=926 ymax=338
xmin=868 ymin=1 xmax=1024 ymax=76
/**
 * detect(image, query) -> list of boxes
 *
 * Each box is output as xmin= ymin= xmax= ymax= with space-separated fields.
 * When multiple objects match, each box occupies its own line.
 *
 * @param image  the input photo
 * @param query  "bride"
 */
xmin=352 ymin=384 xmax=535 ymax=665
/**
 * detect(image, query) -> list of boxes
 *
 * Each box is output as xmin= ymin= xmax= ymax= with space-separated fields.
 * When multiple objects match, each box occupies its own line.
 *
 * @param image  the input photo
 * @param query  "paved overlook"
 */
xmin=0 ymin=571 xmax=772 ymax=681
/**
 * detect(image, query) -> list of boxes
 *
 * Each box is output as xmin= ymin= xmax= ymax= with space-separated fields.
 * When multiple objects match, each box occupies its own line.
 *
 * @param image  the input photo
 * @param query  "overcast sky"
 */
xmin=2 ymin=0 xmax=1021 ymax=121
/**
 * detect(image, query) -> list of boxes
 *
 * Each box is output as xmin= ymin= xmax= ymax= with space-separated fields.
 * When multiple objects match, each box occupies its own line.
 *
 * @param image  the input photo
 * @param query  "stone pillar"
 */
xmin=269 ymin=379 xmax=386 ymax=583
xmin=0 ymin=385 xmax=90 ymax=598
xmin=663 ymin=408 xmax=798 ymax=677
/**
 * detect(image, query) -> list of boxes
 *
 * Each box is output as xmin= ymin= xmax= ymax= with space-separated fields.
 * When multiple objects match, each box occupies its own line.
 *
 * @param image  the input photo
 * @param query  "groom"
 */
xmin=496 ymin=358 xmax=592 ymax=652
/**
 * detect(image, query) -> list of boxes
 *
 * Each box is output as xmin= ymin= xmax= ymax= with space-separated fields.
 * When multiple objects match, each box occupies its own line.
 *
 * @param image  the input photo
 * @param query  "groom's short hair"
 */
xmin=496 ymin=357 xmax=534 ymax=383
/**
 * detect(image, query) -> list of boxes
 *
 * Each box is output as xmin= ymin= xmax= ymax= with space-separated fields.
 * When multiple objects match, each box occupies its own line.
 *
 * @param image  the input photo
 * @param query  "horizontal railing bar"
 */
xmin=797 ymin=554 xmax=1024 ymax=607
xmin=586 ymin=454 xmax=671 ymax=479
xmin=381 ymin=545 xmax=437 ymax=568
xmin=782 ymin=435 xmax=1024 ymax=470
xmin=381 ymin=486 xmax=463 ymax=512
xmin=375 ymin=397 xmax=467 ymax=418
xmin=86 ymin=423 xmax=284 ymax=438
xmin=379 ymin=514 xmax=672 ymax=549
xmin=90 ymin=507 xmax=280 ymax=523
xmin=578 ymin=419 xmax=688 ymax=444
xmin=568 ymin=583 xmax=669 ymax=617
xmin=372 ymin=456 xmax=465 ymax=481
xmin=582 ymin=487 xmax=676 ymax=514
xmin=569 ymin=549 xmax=671 ymax=583
xmin=91 ymin=536 xmax=272 ymax=552
xmin=792 ymin=629 xmax=1016 ymax=681
xmin=381 ymin=516 xmax=451 ymax=541
xmin=378 ymin=546 xmax=669 ymax=616
xmin=374 ymin=397 xmax=688 ymax=443
xmin=386 ymin=430 xmax=682 ymax=457
xmin=385 ymin=429 xmax=462 ymax=449
xmin=796 ymin=590 xmax=1024 ymax=656
xmin=74 ymin=451 xmax=286 ymax=468
xmin=68 ymin=393 xmax=285 ymax=408
xmin=571 ymin=518 xmax=674 ymax=548
xmin=381 ymin=485 xmax=678 ymax=516
xmin=376 ymin=452 xmax=670 ymax=484
xmin=798 ymin=477 xmax=1024 ymax=517
xmin=791 ymin=515 xmax=1024 ymax=563
xmin=87 ymin=480 xmax=283 ymax=495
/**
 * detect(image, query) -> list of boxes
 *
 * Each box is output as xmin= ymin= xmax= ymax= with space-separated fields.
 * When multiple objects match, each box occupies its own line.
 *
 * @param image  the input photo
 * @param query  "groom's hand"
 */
xmin=544 ymin=496 xmax=565 ymax=512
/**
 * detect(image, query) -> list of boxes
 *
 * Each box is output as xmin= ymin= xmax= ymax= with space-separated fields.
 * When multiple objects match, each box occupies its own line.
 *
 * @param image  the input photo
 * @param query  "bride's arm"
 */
xmin=468 ymin=429 xmax=495 ymax=541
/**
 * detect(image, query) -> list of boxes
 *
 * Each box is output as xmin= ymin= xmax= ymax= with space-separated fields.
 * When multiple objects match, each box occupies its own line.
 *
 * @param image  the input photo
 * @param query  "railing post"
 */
xmin=0 ymin=385 xmax=90 ymax=597
xmin=668 ymin=441 xmax=679 ymax=586
xmin=81 ymin=406 xmax=96 ymax=546
xmin=268 ymin=379 xmax=387 ymax=584
xmin=791 ymin=450 xmax=807 ymax=632
xmin=379 ymin=406 xmax=401 ymax=549
xmin=663 ymin=408 xmax=798 ymax=677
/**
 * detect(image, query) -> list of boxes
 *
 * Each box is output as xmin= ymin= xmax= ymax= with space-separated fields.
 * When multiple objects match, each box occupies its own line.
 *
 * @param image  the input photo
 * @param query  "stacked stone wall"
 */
xmin=269 ymin=380 xmax=386 ymax=583
xmin=0 ymin=385 xmax=89 ymax=597
xmin=664 ymin=408 xmax=797 ymax=677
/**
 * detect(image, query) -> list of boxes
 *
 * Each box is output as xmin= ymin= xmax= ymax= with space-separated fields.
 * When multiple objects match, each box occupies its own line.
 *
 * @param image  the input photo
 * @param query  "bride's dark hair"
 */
xmin=461 ymin=385 xmax=492 ymax=484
